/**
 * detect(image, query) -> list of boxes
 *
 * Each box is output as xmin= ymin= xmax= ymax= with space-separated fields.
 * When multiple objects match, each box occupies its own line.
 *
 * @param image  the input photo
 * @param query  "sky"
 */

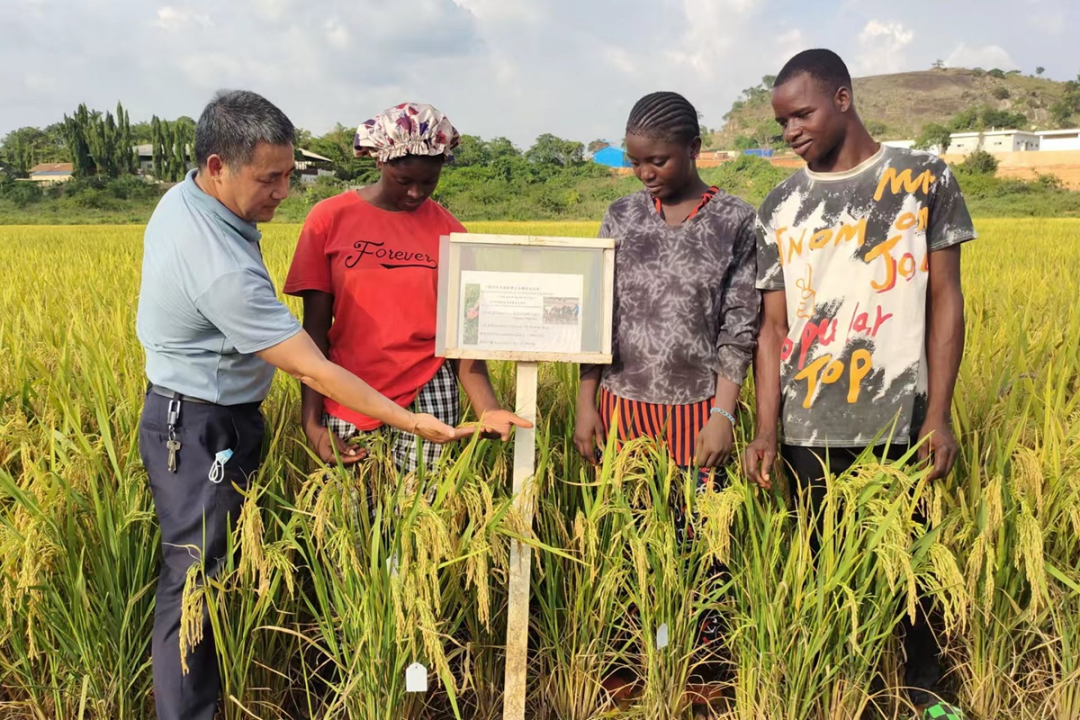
xmin=1 ymin=0 xmax=1078 ymax=148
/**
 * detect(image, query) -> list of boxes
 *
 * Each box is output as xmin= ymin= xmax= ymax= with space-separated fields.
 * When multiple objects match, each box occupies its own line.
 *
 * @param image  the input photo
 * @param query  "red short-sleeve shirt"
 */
xmin=284 ymin=191 xmax=466 ymax=430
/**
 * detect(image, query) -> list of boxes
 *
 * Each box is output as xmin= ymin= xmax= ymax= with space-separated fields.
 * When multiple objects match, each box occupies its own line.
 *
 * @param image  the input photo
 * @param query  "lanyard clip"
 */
xmin=167 ymin=399 xmax=181 ymax=430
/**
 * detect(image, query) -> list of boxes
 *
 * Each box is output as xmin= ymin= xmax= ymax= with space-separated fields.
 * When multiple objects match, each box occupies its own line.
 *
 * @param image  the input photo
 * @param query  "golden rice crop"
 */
xmin=0 ymin=219 xmax=1077 ymax=719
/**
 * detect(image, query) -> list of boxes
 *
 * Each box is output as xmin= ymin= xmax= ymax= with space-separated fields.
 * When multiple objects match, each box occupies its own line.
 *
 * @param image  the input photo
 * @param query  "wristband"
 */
xmin=710 ymin=407 xmax=736 ymax=427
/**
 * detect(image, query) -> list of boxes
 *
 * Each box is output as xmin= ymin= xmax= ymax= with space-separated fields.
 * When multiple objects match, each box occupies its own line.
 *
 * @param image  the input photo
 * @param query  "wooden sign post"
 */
xmin=435 ymin=233 xmax=614 ymax=720
xmin=502 ymin=360 xmax=537 ymax=719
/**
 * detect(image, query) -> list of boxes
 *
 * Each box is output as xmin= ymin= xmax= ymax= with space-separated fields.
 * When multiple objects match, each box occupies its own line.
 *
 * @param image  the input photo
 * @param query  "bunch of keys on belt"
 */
xmin=166 ymin=399 xmax=182 ymax=473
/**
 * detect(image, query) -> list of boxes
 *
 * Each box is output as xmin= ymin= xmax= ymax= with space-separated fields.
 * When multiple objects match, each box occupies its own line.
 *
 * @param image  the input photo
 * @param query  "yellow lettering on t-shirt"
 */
xmin=865 ymin=235 xmax=903 ymax=292
xmin=810 ymin=227 xmax=833 ymax=249
xmin=874 ymin=168 xmax=936 ymax=202
xmin=834 ymin=217 xmax=867 ymax=247
xmin=794 ymin=350 xmax=875 ymax=408
xmin=782 ymin=227 xmax=808 ymax=265
xmin=895 ymin=207 xmax=930 ymax=232
xmin=848 ymin=349 xmax=873 ymax=403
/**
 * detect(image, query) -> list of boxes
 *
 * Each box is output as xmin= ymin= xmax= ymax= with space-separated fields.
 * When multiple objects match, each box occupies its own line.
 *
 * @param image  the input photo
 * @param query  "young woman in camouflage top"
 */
xmin=575 ymin=91 xmax=759 ymax=478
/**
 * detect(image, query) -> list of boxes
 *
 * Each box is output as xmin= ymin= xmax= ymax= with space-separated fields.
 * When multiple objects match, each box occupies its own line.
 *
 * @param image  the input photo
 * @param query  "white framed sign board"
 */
xmin=436 ymin=233 xmax=614 ymax=720
xmin=436 ymin=233 xmax=614 ymax=364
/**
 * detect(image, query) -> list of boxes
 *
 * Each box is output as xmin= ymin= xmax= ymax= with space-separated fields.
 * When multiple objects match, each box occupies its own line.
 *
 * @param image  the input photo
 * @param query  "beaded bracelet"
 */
xmin=710 ymin=407 xmax=736 ymax=426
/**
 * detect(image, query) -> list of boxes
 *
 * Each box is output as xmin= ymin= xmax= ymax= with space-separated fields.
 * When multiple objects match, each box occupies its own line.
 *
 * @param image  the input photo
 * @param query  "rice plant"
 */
xmin=0 ymin=220 xmax=1078 ymax=718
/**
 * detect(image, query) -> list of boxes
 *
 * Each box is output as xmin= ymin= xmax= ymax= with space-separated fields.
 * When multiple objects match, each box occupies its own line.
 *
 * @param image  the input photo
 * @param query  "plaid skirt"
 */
xmin=324 ymin=361 xmax=459 ymax=474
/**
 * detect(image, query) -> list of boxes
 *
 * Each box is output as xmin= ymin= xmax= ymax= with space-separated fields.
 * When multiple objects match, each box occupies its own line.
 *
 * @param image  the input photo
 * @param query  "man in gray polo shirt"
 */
xmin=136 ymin=90 xmax=469 ymax=720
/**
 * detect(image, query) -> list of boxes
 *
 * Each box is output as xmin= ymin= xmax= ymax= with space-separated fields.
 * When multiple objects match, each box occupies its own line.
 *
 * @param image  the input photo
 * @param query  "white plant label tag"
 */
xmin=656 ymin=623 xmax=669 ymax=650
xmin=406 ymin=662 xmax=428 ymax=693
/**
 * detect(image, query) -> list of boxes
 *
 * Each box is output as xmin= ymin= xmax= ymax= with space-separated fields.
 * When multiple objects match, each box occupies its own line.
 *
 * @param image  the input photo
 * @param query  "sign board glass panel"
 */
xmin=436 ymin=234 xmax=614 ymax=364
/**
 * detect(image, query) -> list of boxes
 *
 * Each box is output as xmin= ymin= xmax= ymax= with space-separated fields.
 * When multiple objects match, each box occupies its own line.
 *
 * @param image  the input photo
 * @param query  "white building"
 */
xmin=134 ymin=144 xmax=154 ymax=175
xmin=880 ymin=139 xmax=944 ymax=155
xmin=949 ymin=130 xmax=1040 ymax=155
xmin=132 ymin=143 xmax=195 ymax=177
xmin=295 ymin=148 xmax=336 ymax=184
xmin=1036 ymin=129 xmax=1080 ymax=152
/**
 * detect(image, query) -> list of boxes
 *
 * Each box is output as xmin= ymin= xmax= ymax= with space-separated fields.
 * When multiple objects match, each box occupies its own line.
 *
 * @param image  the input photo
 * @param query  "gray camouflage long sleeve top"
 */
xmin=597 ymin=189 xmax=760 ymax=405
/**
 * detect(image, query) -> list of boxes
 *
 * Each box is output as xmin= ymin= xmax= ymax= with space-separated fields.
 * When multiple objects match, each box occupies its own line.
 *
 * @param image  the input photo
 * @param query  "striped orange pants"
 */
xmin=597 ymin=387 xmax=712 ymax=468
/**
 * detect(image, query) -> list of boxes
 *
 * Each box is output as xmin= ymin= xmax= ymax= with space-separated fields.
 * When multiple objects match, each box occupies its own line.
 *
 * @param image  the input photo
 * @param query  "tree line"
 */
xmin=0 ymin=102 xmax=197 ymax=182
xmin=1 ymin=101 xmax=632 ymax=223
xmin=2 ymin=102 xmax=608 ymax=186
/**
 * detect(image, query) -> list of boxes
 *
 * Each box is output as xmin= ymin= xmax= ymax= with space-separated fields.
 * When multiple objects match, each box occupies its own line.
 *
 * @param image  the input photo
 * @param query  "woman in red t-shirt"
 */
xmin=285 ymin=102 xmax=529 ymax=473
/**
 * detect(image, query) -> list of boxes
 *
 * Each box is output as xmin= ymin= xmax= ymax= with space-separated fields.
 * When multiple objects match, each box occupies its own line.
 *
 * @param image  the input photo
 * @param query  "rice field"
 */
xmin=0 ymin=219 xmax=1078 ymax=719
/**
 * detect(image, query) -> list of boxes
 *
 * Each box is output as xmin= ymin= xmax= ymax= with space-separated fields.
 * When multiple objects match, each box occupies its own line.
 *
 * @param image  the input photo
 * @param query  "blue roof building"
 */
xmin=592 ymin=146 xmax=631 ymax=168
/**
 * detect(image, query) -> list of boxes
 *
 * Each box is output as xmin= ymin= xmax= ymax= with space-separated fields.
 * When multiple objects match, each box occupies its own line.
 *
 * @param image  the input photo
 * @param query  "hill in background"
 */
xmin=709 ymin=67 xmax=1074 ymax=150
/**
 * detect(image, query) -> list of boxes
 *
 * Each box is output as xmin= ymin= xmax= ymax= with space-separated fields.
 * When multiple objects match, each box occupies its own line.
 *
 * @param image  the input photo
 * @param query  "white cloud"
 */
xmin=944 ymin=43 xmax=1018 ymax=71
xmin=854 ymin=20 xmax=914 ymax=75
xmin=775 ymin=28 xmax=807 ymax=66
xmin=1 ymin=0 xmax=1077 ymax=150
xmin=177 ymin=53 xmax=268 ymax=91
xmin=22 ymin=72 xmax=58 ymax=93
xmin=15 ymin=0 xmax=50 ymax=20
xmin=667 ymin=0 xmax=762 ymax=80
xmin=324 ymin=19 xmax=349 ymax=49
xmin=601 ymin=46 xmax=636 ymax=75
xmin=724 ymin=0 xmax=761 ymax=12
xmin=248 ymin=0 xmax=290 ymax=22
xmin=1025 ymin=0 xmax=1068 ymax=30
xmin=154 ymin=6 xmax=212 ymax=31
xmin=1029 ymin=8 xmax=1065 ymax=36
xmin=451 ymin=0 xmax=539 ymax=22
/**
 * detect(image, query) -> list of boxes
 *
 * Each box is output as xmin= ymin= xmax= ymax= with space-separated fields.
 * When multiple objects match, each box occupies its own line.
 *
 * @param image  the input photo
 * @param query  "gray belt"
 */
xmin=149 ymin=384 xmax=213 ymax=405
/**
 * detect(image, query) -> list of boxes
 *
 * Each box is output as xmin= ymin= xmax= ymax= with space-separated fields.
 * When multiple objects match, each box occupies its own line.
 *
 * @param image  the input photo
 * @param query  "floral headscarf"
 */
xmin=353 ymin=102 xmax=460 ymax=163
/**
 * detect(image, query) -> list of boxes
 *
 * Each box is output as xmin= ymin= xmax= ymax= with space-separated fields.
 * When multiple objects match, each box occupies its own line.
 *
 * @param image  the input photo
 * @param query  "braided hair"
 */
xmin=625 ymin=91 xmax=701 ymax=145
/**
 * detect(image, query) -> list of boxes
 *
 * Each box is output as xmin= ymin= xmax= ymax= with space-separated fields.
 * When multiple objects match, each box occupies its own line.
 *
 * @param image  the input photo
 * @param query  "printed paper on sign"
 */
xmin=459 ymin=271 xmax=583 ymax=354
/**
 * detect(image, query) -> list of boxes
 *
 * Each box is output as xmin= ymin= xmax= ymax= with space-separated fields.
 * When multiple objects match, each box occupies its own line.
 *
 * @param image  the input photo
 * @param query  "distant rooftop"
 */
xmin=29 ymin=163 xmax=74 ymax=174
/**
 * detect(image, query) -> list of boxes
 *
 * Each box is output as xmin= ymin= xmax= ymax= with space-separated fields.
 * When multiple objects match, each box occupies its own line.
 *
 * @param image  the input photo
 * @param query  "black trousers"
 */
xmin=781 ymin=444 xmax=942 ymax=705
xmin=139 ymin=391 xmax=264 ymax=720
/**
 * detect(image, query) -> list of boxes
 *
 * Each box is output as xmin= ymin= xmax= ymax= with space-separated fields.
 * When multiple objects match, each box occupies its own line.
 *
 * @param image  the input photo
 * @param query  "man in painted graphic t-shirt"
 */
xmin=743 ymin=50 xmax=975 ymax=717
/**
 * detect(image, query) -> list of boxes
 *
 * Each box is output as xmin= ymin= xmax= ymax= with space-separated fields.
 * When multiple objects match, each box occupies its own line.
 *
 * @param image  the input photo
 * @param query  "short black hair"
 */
xmin=194 ymin=89 xmax=295 ymax=167
xmin=626 ymin=91 xmax=700 ymax=145
xmin=774 ymin=49 xmax=853 ymax=95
